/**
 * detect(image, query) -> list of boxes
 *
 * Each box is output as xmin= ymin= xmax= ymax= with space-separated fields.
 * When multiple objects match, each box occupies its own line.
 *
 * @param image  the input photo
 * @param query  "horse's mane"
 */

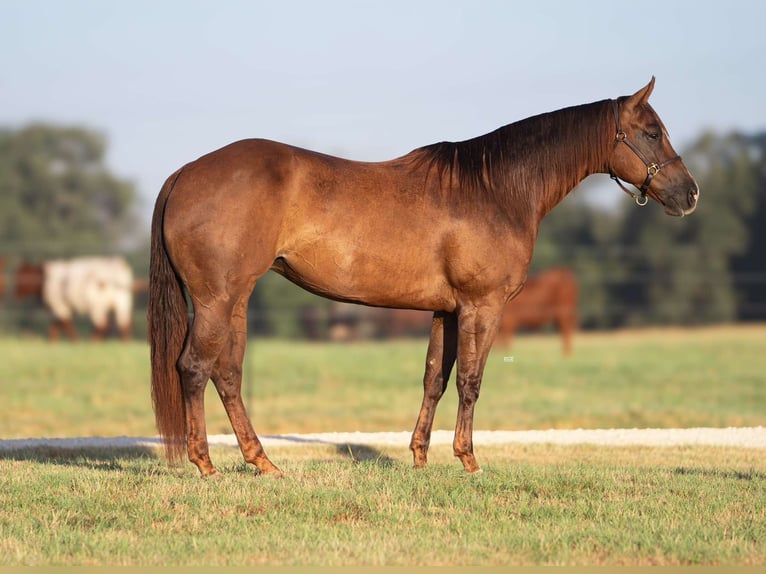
xmin=411 ymin=99 xmax=613 ymax=220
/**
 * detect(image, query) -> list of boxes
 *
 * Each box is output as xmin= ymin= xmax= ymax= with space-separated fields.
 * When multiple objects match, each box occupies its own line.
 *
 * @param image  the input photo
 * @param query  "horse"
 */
xmin=14 ymin=256 xmax=135 ymax=341
xmin=496 ymin=267 xmax=578 ymax=356
xmin=148 ymin=77 xmax=699 ymax=478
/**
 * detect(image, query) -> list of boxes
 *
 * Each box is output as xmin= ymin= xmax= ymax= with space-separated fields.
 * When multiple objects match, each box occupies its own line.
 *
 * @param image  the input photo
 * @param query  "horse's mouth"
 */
xmin=664 ymin=201 xmax=697 ymax=218
xmin=661 ymin=194 xmax=697 ymax=218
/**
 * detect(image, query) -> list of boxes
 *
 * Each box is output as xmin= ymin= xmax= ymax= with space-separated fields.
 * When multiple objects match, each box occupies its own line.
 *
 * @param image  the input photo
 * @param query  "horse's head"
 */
xmin=608 ymin=77 xmax=699 ymax=217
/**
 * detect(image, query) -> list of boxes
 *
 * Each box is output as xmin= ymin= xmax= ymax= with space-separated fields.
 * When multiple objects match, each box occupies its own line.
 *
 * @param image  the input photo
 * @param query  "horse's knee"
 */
xmin=456 ymin=375 xmax=482 ymax=406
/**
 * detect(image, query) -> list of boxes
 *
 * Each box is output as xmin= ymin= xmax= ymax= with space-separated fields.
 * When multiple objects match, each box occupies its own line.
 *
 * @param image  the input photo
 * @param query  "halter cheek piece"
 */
xmin=609 ymin=100 xmax=681 ymax=206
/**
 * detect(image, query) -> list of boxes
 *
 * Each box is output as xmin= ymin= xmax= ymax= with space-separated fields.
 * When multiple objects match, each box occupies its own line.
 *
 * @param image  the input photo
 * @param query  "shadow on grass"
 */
xmin=0 ymin=439 xmax=400 ymax=474
xmin=673 ymin=466 xmax=766 ymax=481
xmin=335 ymin=443 xmax=398 ymax=467
xmin=0 ymin=445 xmax=158 ymax=470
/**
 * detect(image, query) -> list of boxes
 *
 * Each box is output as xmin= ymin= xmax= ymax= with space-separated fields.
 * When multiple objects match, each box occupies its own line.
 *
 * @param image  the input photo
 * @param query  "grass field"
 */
xmin=1 ymin=444 xmax=764 ymax=565
xmin=1 ymin=324 xmax=764 ymax=438
xmin=1 ymin=325 xmax=765 ymax=565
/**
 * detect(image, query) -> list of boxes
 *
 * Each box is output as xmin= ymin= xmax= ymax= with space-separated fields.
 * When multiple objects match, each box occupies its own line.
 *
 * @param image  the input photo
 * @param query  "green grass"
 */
xmin=1 ymin=326 xmax=765 ymax=565
xmin=0 ymin=444 xmax=764 ymax=565
xmin=1 ymin=325 xmax=765 ymax=438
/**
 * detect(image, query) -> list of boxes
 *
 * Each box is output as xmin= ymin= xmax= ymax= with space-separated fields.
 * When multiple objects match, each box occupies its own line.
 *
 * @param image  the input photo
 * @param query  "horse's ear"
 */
xmin=627 ymin=76 xmax=655 ymax=107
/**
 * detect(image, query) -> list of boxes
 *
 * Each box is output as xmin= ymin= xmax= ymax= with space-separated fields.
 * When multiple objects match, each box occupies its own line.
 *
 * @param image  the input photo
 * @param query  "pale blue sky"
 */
xmin=2 ymin=0 xmax=764 ymax=217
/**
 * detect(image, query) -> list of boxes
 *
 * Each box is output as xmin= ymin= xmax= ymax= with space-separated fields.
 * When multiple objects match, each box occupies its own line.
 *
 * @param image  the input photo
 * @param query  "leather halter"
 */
xmin=609 ymin=99 xmax=681 ymax=206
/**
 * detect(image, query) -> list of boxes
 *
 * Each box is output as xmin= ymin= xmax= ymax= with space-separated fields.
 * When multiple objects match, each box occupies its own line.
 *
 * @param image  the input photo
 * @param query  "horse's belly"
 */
xmin=271 ymin=245 xmax=454 ymax=311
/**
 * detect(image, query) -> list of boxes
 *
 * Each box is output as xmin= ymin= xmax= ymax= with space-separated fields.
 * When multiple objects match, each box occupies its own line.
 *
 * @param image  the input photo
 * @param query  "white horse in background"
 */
xmin=15 ymin=256 xmax=136 ymax=341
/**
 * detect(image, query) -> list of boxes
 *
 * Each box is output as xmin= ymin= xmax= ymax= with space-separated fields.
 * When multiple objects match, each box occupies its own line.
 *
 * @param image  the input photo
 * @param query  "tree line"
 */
xmin=1 ymin=123 xmax=764 ymax=337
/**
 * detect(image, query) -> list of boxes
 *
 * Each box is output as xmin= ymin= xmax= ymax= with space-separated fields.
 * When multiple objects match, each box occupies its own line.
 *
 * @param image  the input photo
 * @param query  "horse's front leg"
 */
xmin=453 ymin=301 xmax=503 ymax=474
xmin=409 ymin=311 xmax=457 ymax=468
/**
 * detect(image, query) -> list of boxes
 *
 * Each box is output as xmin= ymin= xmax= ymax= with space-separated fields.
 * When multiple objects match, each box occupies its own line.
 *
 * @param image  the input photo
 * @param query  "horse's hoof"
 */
xmin=259 ymin=467 xmax=284 ymax=479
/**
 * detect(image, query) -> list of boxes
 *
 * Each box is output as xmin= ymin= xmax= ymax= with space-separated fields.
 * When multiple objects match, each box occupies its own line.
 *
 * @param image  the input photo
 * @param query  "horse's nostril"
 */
xmin=689 ymin=186 xmax=699 ymax=203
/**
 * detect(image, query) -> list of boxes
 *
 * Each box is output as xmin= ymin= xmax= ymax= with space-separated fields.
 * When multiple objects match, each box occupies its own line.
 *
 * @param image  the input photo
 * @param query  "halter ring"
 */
xmin=635 ymin=194 xmax=649 ymax=206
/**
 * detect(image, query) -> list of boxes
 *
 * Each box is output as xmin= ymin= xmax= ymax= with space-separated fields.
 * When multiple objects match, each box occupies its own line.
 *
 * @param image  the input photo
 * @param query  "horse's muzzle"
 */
xmin=670 ymin=183 xmax=699 ymax=217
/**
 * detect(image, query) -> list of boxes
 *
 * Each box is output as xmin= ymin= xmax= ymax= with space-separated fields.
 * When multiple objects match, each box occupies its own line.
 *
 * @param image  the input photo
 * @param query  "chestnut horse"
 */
xmin=149 ymin=77 xmax=698 ymax=477
xmin=496 ymin=267 xmax=578 ymax=356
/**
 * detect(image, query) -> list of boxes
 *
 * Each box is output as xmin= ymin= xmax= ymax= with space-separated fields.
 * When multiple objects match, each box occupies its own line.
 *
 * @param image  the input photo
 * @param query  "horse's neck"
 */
xmin=505 ymin=100 xmax=612 ymax=222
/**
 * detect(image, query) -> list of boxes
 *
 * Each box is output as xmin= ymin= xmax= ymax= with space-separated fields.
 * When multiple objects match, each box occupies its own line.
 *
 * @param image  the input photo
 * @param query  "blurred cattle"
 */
xmin=497 ymin=267 xmax=578 ymax=356
xmin=14 ymin=256 xmax=137 ymax=341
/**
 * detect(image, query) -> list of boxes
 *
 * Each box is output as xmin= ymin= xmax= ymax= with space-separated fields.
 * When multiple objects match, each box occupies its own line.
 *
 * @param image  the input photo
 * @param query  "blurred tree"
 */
xmin=0 ymin=123 xmax=140 ymax=259
xmin=730 ymin=132 xmax=766 ymax=321
xmin=611 ymin=130 xmax=761 ymax=325
xmin=534 ymin=183 xmax=623 ymax=328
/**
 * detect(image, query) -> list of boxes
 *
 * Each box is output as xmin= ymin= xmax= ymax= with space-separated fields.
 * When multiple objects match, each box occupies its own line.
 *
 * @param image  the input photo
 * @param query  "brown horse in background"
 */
xmin=149 ymin=77 xmax=699 ymax=478
xmin=496 ymin=267 xmax=578 ymax=356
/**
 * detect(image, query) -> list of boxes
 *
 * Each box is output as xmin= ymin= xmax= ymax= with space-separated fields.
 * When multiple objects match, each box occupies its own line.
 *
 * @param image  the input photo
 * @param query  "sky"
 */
xmin=2 ymin=0 xmax=765 ymax=219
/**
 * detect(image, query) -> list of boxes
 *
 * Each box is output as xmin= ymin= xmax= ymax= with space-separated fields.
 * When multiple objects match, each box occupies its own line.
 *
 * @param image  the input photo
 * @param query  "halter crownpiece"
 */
xmin=609 ymin=99 xmax=681 ymax=206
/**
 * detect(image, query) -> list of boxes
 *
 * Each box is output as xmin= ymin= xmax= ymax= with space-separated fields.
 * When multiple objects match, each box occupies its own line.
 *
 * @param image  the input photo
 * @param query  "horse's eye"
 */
xmin=646 ymin=131 xmax=660 ymax=141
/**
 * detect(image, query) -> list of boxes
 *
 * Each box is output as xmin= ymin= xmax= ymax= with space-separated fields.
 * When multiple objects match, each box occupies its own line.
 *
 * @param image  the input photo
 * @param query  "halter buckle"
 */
xmin=647 ymin=163 xmax=660 ymax=176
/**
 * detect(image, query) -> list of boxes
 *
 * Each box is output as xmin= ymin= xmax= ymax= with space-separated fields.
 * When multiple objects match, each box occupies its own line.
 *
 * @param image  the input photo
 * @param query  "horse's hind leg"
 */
xmin=211 ymin=296 xmax=282 ymax=477
xmin=409 ymin=311 xmax=457 ymax=468
xmin=177 ymin=303 xmax=232 ymax=477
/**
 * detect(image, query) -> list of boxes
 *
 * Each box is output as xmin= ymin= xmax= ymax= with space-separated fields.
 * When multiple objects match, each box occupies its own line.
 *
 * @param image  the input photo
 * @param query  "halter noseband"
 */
xmin=609 ymin=99 xmax=681 ymax=206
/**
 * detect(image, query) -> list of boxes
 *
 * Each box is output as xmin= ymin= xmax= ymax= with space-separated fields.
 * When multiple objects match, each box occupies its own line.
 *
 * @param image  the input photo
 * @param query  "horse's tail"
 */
xmin=148 ymin=168 xmax=188 ymax=464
